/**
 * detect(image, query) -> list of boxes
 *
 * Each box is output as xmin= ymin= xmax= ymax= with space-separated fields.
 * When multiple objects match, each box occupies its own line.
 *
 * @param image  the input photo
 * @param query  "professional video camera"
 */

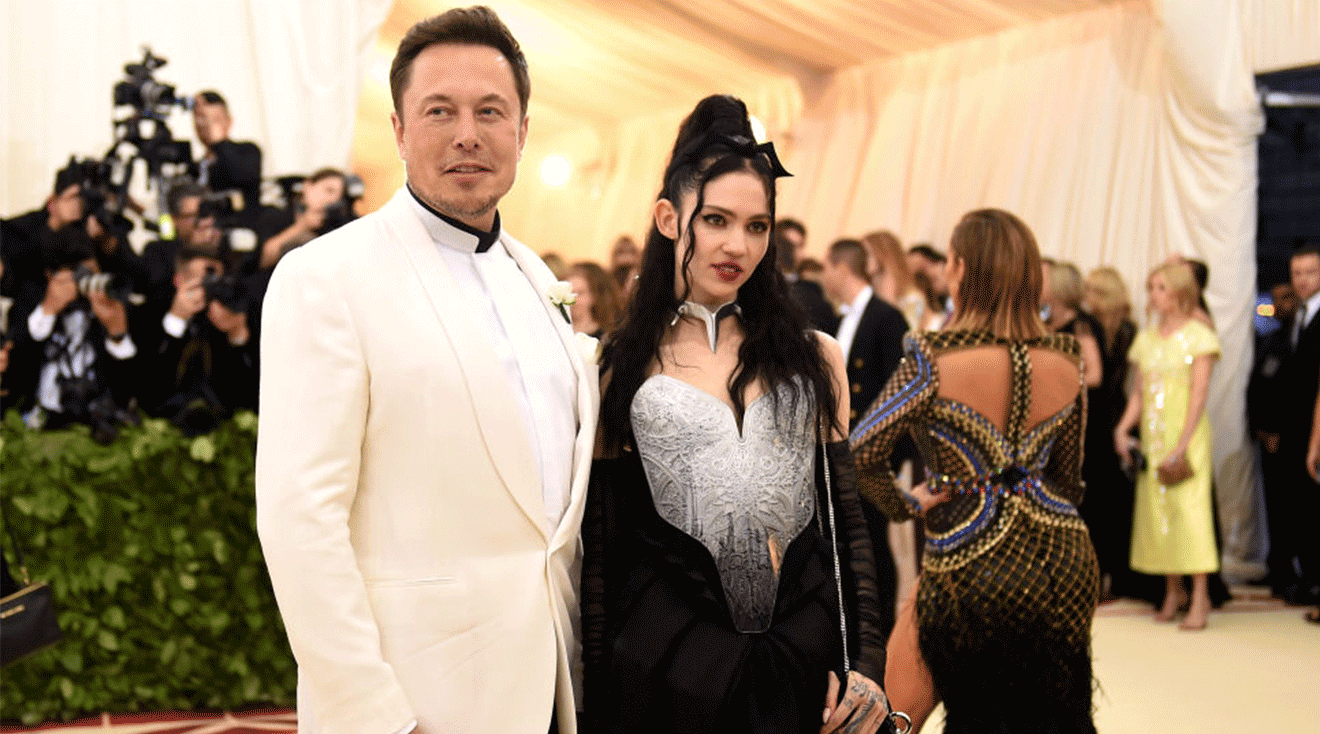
xmin=111 ymin=47 xmax=193 ymax=173
xmin=63 ymin=47 xmax=196 ymax=235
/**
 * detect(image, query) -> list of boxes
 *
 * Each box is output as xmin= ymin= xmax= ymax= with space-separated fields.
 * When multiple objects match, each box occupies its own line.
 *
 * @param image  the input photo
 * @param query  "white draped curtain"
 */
xmin=1 ymin=0 xmax=390 ymax=221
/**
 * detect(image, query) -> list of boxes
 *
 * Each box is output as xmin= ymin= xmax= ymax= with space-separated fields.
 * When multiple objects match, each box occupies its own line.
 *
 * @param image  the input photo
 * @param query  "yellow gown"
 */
xmin=1127 ymin=319 xmax=1220 ymax=575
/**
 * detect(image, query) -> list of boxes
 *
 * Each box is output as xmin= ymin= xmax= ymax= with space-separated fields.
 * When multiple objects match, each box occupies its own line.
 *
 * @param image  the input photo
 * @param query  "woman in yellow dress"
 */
xmin=1113 ymin=262 xmax=1220 ymax=630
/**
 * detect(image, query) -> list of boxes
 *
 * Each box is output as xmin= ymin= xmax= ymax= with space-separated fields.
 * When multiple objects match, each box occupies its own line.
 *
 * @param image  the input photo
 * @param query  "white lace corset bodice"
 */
xmin=630 ymin=375 xmax=816 ymax=632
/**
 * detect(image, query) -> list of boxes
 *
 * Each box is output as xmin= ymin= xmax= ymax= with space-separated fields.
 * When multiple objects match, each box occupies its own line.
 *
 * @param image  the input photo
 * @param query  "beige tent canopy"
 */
xmin=353 ymin=0 xmax=1319 ymax=581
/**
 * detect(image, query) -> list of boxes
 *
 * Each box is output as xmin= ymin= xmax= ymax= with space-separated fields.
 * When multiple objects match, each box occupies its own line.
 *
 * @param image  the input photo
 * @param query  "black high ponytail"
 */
xmin=599 ymin=94 xmax=839 ymax=455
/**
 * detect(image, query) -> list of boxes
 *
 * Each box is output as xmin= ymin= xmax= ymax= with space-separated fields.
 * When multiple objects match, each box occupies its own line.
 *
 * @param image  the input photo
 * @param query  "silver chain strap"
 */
xmin=820 ymin=434 xmax=850 ymax=675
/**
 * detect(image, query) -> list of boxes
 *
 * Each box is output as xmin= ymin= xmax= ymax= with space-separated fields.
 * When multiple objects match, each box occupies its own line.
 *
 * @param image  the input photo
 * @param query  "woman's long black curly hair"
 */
xmin=599 ymin=95 xmax=839 ymax=454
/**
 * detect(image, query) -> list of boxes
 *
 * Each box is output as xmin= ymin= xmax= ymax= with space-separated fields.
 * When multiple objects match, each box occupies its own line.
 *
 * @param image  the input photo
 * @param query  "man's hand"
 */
xmin=822 ymin=670 xmax=890 ymax=734
xmin=297 ymin=205 xmax=327 ymax=233
xmin=170 ymin=276 xmax=208 ymax=321
xmin=908 ymin=482 xmax=947 ymax=514
xmin=88 ymin=291 xmax=128 ymax=337
xmin=208 ymin=300 xmax=250 ymax=346
xmin=42 ymin=269 xmax=79 ymax=316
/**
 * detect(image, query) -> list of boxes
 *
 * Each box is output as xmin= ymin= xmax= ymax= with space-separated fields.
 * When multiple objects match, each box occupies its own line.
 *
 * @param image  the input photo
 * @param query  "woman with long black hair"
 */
xmin=580 ymin=94 xmax=896 ymax=734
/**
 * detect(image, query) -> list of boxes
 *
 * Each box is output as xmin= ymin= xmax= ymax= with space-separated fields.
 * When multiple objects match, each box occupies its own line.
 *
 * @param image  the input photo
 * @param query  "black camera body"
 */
xmin=72 ymin=265 xmax=135 ymax=304
xmin=201 ymin=271 xmax=249 ymax=313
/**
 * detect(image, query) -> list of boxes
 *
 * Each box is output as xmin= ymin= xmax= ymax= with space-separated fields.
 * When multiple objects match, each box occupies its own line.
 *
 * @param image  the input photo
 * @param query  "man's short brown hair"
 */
xmin=389 ymin=6 xmax=530 ymax=117
xmin=827 ymin=238 xmax=869 ymax=280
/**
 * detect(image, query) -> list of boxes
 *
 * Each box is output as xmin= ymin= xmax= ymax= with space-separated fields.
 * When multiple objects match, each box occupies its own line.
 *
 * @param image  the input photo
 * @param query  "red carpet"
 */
xmin=0 ymin=710 xmax=295 ymax=734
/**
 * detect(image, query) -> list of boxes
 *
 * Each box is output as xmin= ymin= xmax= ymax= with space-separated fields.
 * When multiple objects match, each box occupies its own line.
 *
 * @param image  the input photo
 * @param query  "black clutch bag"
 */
xmin=1 ymin=529 xmax=63 ymax=666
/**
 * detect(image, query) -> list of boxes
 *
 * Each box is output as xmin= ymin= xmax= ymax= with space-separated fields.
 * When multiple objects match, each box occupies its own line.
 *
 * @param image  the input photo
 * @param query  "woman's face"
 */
xmin=1147 ymin=272 xmax=1176 ymax=316
xmin=657 ymin=169 xmax=771 ymax=308
xmin=567 ymin=272 xmax=594 ymax=330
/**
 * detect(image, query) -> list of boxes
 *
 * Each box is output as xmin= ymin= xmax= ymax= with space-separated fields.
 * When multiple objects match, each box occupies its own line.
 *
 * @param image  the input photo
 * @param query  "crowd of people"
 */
xmin=0 ymin=93 xmax=360 ymax=439
xmin=3 ymin=5 xmax=1317 ymax=734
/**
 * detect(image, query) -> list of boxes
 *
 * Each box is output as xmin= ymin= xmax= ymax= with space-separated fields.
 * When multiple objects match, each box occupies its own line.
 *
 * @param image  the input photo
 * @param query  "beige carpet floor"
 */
xmin=918 ymin=588 xmax=1320 ymax=733
xmin=6 ymin=590 xmax=1316 ymax=733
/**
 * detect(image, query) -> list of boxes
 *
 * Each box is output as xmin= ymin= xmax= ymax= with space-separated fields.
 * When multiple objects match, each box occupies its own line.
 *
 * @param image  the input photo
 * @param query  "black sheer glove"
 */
xmin=825 ymin=439 xmax=887 ymax=687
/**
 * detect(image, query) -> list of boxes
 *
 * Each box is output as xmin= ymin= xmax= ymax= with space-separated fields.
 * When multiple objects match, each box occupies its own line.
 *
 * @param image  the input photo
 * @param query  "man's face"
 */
xmin=190 ymin=215 xmax=220 ymax=249
xmin=193 ymin=101 xmax=232 ymax=146
xmin=391 ymin=43 xmax=527 ymax=231
xmin=819 ymin=257 xmax=846 ymax=303
xmin=173 ymin=195 xmax=202 ymax=242
xmin=303 ymin=176 xmax=345 ymax=211
xmin=48 ymin=184 xmax=84 ymax=228
xmin=176 ymin=256 xmax=222 ymax=287
xmin=781 ymin=228 xmax=805 ymax=254
xmin=1291 ymin=253 xmax=1320 ymax=302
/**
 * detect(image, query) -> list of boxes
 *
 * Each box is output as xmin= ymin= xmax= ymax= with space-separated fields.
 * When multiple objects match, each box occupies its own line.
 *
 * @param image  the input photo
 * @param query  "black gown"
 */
xmin=580 ymin=380 xmax=884 ymax=734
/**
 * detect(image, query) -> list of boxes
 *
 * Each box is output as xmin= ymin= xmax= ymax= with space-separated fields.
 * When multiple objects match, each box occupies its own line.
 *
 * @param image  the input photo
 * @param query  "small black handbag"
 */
xmin=1 ymin=530 xmax=63 ymax=667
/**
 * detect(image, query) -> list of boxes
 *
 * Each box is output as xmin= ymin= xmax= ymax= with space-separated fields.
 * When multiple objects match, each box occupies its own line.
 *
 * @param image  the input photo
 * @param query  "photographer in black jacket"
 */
xmin=142 ymin=244 xmax=257 ymax=436
xmin=191 ymin=90 xmax=263 ymax=226
xmin=4 ymin=231 xmax=140 ymax=439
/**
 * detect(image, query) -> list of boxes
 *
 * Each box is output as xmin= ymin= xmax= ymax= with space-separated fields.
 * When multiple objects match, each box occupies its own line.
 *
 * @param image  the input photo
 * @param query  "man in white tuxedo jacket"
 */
xmin=255 ymin=8 xmax=598 ymax=734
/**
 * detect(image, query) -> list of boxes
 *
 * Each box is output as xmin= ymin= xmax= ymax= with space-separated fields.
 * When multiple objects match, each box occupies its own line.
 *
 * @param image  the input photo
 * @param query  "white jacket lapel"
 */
xmin=381 ymin=190 xmax=548 ymax=540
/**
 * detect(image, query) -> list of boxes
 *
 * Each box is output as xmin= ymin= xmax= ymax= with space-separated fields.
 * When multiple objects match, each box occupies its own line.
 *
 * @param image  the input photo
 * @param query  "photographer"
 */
xmin=242 ymin=168 xmax=354 ymax=349
xmin=5 ymin=231 xmax=140 ymax=437
xmin=254 ymin=168 xmax=349 ymax=271
xmin=141 ymin=180 xmax=207 ymax=309
xmin=0 ymin=162 xmax=100 ymax=335
xmin=191 ymin=91 xmax=262 ymax=226
xmin=141 ymin=245 xmax=257 ymax=436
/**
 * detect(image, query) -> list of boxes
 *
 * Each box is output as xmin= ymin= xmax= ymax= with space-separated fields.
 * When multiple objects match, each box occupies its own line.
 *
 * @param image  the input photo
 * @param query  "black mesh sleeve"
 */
xmin=826 ymin=439 xmax=887 ymax=686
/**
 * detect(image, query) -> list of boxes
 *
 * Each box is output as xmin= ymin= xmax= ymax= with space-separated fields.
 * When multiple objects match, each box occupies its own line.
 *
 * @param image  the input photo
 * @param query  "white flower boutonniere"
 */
xmin=575 ymin=332 xmax=601 ymax=365
xmin=547 ymin=280 xmax=577 ymax=323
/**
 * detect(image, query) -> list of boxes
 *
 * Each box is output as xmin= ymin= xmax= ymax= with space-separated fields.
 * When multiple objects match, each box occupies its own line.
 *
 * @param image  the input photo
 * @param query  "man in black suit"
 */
xmin=1268 ymin=245 xmax=1320 ymax=603
xmin=191 ymin=91 xmax=263 ymax=224
xmin=775 ymin=219 xmax=839 ymax=333
xmin=141 ymin=180 xmax=208 ymax=312
xmin=822 ymin=237 xmax=909 ymax=640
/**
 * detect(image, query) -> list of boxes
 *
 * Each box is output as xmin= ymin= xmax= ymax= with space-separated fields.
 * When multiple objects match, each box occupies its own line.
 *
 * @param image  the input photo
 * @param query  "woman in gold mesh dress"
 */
xmin=851 ymin=209 xmax=1099 ymax=733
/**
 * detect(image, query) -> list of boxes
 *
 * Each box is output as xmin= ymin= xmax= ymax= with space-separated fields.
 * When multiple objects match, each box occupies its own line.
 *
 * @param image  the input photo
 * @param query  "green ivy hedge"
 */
xmin=1 ymin=411 xmax=295 ymax=725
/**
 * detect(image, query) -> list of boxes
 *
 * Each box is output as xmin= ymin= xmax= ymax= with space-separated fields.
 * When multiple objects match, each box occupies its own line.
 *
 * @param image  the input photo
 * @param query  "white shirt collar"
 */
xmin=405 ymin=185 xmax=503 ymax=255
xmin=840 ymin=285 xmax=873 ymax=316
xmin=1302 ymin=290 xmax=1320 ymax=324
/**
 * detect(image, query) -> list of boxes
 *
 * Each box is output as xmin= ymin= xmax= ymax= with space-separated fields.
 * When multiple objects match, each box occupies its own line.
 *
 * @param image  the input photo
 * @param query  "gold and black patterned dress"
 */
xmin=851 ymin=331 xmax=1099 ymax=733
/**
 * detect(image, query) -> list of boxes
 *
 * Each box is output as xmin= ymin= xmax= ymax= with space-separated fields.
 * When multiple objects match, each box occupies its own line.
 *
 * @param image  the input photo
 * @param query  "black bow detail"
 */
xmin=989 ymin=464 xmax=1029 ymax=489
xmin=668 ymin=132 xmax=793 ymax=181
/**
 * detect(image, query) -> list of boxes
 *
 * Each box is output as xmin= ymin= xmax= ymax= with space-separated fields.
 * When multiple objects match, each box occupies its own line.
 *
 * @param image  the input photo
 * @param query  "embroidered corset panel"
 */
xmin=630 ymin=375 xmax=816 ymax=632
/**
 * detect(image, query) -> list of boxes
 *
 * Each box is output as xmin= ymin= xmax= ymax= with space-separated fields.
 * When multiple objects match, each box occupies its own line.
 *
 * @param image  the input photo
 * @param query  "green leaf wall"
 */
xmin=1 ymin=411 xmax=295 ymax=725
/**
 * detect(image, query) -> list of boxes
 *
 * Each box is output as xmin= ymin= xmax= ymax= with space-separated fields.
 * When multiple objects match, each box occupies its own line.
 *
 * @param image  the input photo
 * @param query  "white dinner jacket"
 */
xmin=255 ymin=188 xmax=599 ymax=734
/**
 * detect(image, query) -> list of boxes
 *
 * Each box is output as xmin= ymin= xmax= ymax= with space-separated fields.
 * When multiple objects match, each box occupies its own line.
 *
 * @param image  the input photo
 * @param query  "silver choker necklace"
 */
xmin=671 ymin=300 xmax=741 ymax=352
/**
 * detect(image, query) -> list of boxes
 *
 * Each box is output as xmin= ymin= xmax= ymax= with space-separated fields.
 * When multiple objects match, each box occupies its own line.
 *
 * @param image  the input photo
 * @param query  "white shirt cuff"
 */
xmin=163 ymin=312 xmax=189 ymax=339
xmin=395 ymin=719 xmax=417 ymax=734
xmin=105 ymin=333 xmax=137 ymax=360
xmin=27 ymin=307 xmax=56 ymax=341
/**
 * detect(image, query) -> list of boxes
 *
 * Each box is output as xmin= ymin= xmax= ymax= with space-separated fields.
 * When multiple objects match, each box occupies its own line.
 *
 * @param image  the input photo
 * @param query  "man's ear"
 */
xmin=391 ymin=111 xmax=406 ymax=161
xmin=517 ymin=114 xmax=529 ymax=161
xmin=654 ymin=198 xmax=679 ymax=240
